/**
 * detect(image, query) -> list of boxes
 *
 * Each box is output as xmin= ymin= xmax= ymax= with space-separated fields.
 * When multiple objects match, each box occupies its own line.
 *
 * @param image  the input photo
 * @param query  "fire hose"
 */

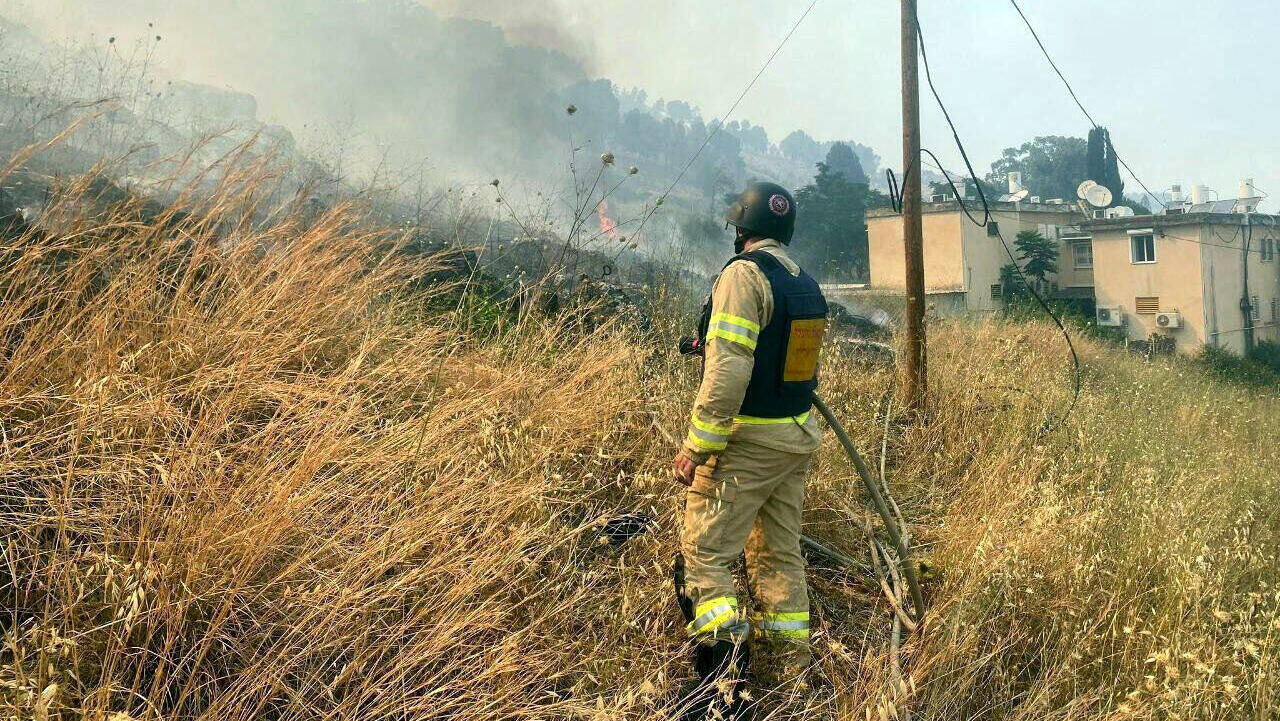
xmin=811 ymin=392 xmax=924 ymax=623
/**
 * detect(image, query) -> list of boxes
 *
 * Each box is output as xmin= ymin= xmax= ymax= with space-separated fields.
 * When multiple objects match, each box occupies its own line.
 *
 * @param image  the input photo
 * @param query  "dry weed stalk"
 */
xmin=0 ymin=155 xmax=1277 ymax=721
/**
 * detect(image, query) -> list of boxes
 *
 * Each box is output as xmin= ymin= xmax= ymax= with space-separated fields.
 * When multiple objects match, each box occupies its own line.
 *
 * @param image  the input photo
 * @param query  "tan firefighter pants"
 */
xmin=680 ymin=438 xmax=812 ymax=651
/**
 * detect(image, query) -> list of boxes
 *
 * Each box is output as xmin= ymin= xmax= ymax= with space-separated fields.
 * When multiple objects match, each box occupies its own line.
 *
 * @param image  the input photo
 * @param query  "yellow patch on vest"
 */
xmin=783 ymin=318 xmax=826 ymax=382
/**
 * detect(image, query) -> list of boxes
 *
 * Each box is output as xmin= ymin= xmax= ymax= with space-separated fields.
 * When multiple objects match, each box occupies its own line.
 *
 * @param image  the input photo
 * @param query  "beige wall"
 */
xmin=867 ymin=205 xmax=1079 ymax=314
xmin=1092 ymin=226 xmax=1206 ymax=352
xmin=1057 ymin=235 xmax=1096 ymax=291
xmin=1091 ymin=219 xmax=1280 ymax=355
xmin=868 ymin=211 xmax=966 ymax=293
xmin=1200 ymin=221 xmax=1280 ymax=352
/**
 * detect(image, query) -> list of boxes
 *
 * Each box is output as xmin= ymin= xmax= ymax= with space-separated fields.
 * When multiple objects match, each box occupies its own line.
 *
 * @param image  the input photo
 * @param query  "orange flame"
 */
xmin=597 ymin=200 xmax=618 ymax=240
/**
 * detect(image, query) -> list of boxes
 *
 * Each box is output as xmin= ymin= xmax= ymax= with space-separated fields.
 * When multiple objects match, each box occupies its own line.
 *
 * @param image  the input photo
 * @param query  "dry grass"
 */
xmin=2 ymin=166 xmax=1278 ymax=720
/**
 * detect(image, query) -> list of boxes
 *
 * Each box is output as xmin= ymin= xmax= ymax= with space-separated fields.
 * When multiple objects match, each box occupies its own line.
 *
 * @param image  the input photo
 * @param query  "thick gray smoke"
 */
xmin=8 ymin=0 xmax=597 ymax=181
xmin=426 ymin=0 xmax=600 ymax=73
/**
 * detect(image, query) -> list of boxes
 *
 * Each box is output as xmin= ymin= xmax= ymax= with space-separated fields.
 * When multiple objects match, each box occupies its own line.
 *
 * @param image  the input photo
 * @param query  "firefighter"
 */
xmin=673 ymin=181 xmax=828 ymax=718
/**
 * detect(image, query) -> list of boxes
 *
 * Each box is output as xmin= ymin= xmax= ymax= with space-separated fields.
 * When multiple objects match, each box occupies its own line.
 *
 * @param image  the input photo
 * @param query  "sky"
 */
xmin=437 ymin=0 xmax=1280 ymax=209
xmin=6 ymin=0 xmax=1278 ymax=208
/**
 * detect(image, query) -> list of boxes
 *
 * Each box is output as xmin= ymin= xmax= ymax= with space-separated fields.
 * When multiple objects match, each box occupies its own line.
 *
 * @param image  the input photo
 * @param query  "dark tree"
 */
xmin=1014 ymin=229 xmax=1058 ymax=285
xmin=779 ymin=130 xmax=823 ymax=165
xmin=1087 ymin=126 xmax=1125 ymax=207
xmin=823 ymin=142 xmax=868 ymax=185
xmin=988 ymin=136 xmax=1088 ymax=200
xmin=792 ymin=145 xmax=871 ymax=281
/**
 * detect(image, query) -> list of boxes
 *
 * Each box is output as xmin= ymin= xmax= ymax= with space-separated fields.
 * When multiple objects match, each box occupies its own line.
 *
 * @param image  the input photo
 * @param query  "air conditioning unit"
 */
xmin=1154 ymin=311 xmax=1182 ymax=330
xmin=1096 ymin=305 xmax=1124 ymax=327
xmin=930 ymin=194 xmax=949 ymax=203
xmin=1030 ymin=195 xmax=1041 ymax=204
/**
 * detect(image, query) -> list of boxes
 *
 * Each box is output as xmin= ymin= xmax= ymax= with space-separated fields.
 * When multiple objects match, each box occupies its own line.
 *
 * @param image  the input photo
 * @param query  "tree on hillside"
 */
xmin=988 ymin=136 xmax=1087 ymax=200
xmin=792 ymin=144 xmax=871 ymax=281
xmin=780 ymin=129 xmax=823 ymax=165
xmin=1087 ymin=126 xmax=1125 ymax=207
xmin=824 ymin=142 xmax=868 ymax=185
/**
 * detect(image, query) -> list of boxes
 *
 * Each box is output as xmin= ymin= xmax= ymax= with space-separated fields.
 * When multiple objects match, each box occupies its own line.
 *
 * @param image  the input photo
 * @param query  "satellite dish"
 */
xmin=1077 ymin=180 xmax=1098 ymax=200
xmin=1113 ymin=205 xmax=1135 ymax=218
xmin=1085 ymin=184 xmax=1114 ymax=208
xmin=1010 ymin=189 xmax=1030 ymax=202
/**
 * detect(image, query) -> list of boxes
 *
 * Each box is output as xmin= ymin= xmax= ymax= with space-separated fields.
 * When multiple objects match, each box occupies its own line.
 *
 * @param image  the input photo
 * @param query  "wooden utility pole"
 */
xmin=900 ymin=0 xmax=927 ymax=412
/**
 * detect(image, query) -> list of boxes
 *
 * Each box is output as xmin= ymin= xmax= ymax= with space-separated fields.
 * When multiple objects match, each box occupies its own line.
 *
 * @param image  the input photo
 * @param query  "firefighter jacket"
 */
xmin=682 ymin=239 xmax=826 ymax=463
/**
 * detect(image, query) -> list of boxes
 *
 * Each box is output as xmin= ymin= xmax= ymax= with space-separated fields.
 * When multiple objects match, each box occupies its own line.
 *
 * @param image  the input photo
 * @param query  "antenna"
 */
xmin=1076 ymin=180 xmax=1098 ymax=200
xmin=1085 ymin=184 xmax=1113 ymax=208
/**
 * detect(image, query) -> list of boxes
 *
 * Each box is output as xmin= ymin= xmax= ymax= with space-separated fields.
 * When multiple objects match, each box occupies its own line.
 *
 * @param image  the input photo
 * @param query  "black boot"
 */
xmin=681 ymin=640 xmax=752 ymax=721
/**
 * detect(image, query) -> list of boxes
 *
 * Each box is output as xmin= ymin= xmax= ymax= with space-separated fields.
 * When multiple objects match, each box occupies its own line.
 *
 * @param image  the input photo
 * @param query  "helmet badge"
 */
xmin=768 ymin=193 xmax=790 ymax=216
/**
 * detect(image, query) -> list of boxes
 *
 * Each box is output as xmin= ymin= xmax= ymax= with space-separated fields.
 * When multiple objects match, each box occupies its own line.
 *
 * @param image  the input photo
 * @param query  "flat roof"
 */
xmin=1081 ymin=212 xmax=1280 ymax=232
xmin=867 ymin=200 xmax=1079 ymax=219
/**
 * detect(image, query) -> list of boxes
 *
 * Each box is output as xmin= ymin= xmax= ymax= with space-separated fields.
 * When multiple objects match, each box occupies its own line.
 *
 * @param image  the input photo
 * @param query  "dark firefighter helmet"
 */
xmin=725 ymin=181 xmax=797 ymax=245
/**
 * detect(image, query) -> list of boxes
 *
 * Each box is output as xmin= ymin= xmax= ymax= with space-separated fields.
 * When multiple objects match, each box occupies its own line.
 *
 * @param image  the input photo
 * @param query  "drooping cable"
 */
xmin=914 ymin=7 xmax=1081 ymax=435
xmin=1007 ymin=0 xmax=1167 ymax=210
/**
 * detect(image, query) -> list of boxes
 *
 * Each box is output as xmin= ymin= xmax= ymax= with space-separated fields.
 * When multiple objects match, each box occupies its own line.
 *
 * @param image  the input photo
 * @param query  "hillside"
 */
xmin=2 ymin=159 xmax=1278 ymax=721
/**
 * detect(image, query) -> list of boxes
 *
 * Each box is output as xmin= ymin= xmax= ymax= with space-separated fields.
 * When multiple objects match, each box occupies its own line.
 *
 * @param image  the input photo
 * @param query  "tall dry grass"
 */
xmin=2 ymin=163 xmax=1278 ymax=720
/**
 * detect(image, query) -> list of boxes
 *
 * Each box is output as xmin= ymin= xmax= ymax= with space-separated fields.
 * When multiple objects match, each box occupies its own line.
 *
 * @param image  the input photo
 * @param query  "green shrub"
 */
xmin=1248 ymin=340 xmax=1280 ymax=374
xmin=1197 ymin=343 xmax=1280 ymax=387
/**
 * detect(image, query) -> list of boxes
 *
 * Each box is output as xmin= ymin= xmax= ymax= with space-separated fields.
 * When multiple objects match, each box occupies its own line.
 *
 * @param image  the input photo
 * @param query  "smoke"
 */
xmin=4 ymin=0 xmax=598 ymax=181
xmin=425 ymin=0 xmax=600 ymax=73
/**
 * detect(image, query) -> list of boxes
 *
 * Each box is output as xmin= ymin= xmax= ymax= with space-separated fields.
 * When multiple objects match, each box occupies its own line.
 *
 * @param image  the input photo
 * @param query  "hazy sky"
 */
xmin=8 ymin=0 xmax=1278 ymax=207
xmin=440 ymin=0 xmax=1280 ymax=208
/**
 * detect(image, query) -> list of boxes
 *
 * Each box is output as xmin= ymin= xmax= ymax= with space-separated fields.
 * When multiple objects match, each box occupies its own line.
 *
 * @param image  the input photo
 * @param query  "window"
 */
xmin=1037 ymin=223 xmax=1059 ymax=240
xmin=1262 ymin=238 xmax=1276 ymax=262
xmin=1135 ymin=296 xmax=1160 ymax=314
xmin=987 ymin=221 xmax=1000 ymax=237
xmin=1130 ymin=233 xmax=1156 ymax=263
xmin=991 ymin=283 xmax=1002 ymax=300
xmin=1272 ymin=297 xmax=1278 ymax=322
xmin=1072 ymin=241 xmax=1094 ymax=269
xmin=1252 ymin=295 xmax=1261 ymax=322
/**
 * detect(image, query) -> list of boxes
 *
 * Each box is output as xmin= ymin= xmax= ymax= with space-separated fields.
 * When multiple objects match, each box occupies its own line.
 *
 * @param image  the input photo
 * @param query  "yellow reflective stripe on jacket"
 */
xmin=706 ymin=328 xmax=757 ymax=351
xmin=688 ymin=596 xmax=739 ymax=636
xmin=734 ymin=411 xmax=810 ymax=426
xmin=690 ymin=414 xmax=733 ymax=435
xmin=685 ymin=427 xmax=728 ymax=452
xmin=710 ymin=312 xmax=761 ymax=333
xmin=706 ymin=311 xmax=760 ymax=351
xmin=687 ymin=413 xmax=732 ymax=451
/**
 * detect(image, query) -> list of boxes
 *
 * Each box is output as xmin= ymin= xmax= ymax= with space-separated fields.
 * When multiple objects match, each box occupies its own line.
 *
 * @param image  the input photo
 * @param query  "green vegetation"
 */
xmin=792 ymin=143 xmax=874 ymax=282
xmin=1198 ymin=342 xmax=1280 ymax=388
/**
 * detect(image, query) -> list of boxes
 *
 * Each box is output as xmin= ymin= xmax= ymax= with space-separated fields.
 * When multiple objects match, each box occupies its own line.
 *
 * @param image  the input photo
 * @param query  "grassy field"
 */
xmin=2 ymin=172 xmax=1278 ymax=720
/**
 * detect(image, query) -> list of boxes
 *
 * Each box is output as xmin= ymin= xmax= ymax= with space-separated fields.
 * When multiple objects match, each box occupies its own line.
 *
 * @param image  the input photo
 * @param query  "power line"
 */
xmin=1007 ymin=0 xmax=1168 ymax=210
xmin=914 ymin=7 xmax=1081 ymax=436
xmin=630 ymin=0 xmax=821 ymax=241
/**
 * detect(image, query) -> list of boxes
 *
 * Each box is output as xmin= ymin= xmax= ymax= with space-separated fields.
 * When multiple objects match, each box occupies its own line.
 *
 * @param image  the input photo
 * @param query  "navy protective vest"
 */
xmin=697 ymin=250 xmax=829 ymax=419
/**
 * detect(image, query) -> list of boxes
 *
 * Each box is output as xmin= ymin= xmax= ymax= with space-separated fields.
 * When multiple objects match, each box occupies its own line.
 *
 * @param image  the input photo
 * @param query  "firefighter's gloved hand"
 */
xmin=678 ymin=336 xmax=703 ymax=357
xmin=673 ymin=448 xmax=708 ymax=487
xmin=670 ymin=448 xmax=701 ymax=489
